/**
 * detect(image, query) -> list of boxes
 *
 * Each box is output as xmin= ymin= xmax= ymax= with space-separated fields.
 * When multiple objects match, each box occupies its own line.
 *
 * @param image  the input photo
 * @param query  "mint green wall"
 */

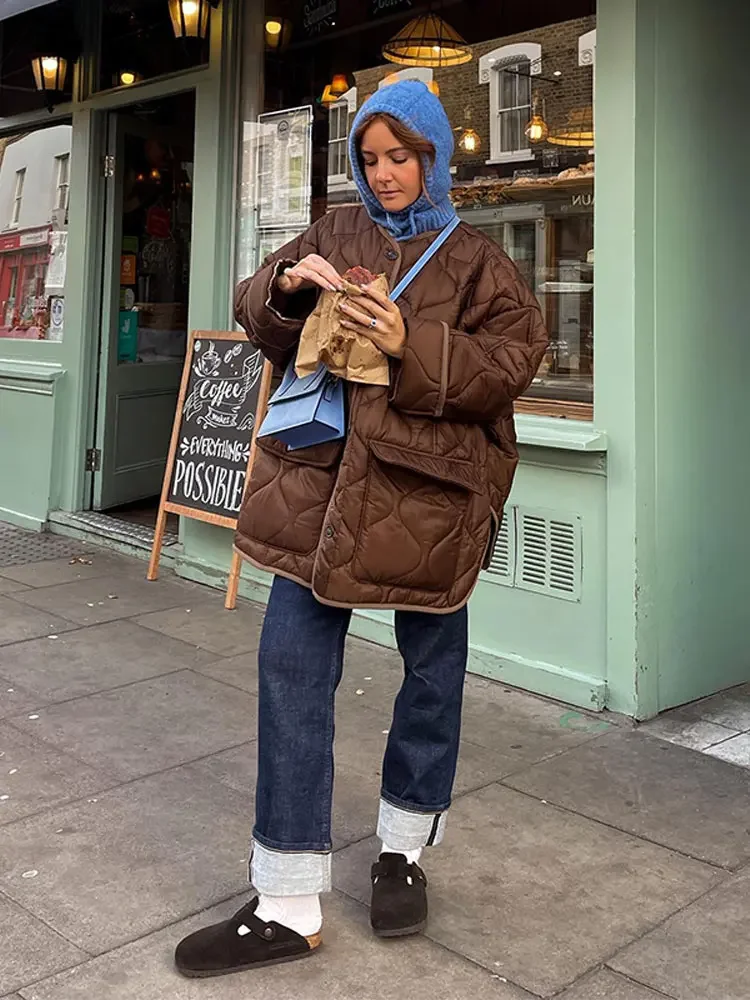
xmin=650 ymin=0 xmax=750 ymax=710
xmin=596 ymin=0 xmax=750 ymax=716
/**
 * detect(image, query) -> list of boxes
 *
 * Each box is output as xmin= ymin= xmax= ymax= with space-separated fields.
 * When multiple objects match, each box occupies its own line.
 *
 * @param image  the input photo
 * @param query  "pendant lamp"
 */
xmin=31 ymin=54 xmax=68 ymax=95
xmin=525 ymin=95 xmax=549 ymax=144
xmin=547 ymin=106 xmax=594 ymax=148
xmin=382 ymin=13 xmax=472 ymax=68
xmin=168 ymin=0 xmax=219 ymax=41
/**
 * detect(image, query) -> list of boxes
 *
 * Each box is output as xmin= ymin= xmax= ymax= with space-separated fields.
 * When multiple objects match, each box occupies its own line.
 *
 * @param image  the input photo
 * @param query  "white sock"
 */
xmin=381 ymin=840 xmax=422 ymax=866
xmin=254 ymin=893 xmax=322 ymax=937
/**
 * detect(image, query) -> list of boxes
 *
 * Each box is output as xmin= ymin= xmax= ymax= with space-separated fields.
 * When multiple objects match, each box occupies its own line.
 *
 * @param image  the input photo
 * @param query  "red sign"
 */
xmin=120 ymin=254 xmax=137 ymax=285
xmin=146 ymin=206 xmax=171 ymax=239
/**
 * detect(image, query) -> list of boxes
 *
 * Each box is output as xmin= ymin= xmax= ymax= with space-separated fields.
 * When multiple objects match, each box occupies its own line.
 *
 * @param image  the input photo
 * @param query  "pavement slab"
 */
xmin=334 ymin=783 xmax=721 ymax=997
xmin=135 ymin=600 xmax=264 ymax=658
xmin=458 ymin=676 xmax=613 ymax=765
xmin=504 ymin=729 xmax=750 ymax=868
xmin=0 ymin=765 xmax=253 ymax=956
xmin=9 ymin=670 xmax=256 ymax=781
xmin=0 ymin=722 xmax=115 ymax=825
xmin=0 ymin=894 xmax=86 ymax=996
xmin=11 ymin=574 xmax=205 ymax=627
xmin=17 ymin=892 xmax=534 ymax=1000
xmin=0 ymin=597 xmax=76 ymax=647
xmin=611 ymin=869 xmax=750 ymax=1000
xmin=0 ymin=552 xmax=145 ymax=590
xmin=560 ymin=970 xmax=674 ymax=999
xmin=0 ymin=621 xmax=219 ymax=704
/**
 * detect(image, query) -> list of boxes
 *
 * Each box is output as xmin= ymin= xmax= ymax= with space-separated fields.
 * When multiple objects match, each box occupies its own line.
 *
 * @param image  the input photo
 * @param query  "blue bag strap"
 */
xmin=389 ymin=215 xmax=461 ymax=302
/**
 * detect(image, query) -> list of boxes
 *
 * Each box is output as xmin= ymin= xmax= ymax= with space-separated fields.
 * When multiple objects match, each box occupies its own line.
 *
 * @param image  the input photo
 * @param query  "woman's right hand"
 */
xmin=276 ymin=254 xmax=344 ymax=295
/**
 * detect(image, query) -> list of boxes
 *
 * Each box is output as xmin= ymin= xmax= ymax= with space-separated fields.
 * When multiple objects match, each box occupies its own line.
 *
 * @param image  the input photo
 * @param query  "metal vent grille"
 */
xmin=516 ymin=507 xmax=582 ymax=602
xmin=483 ymin=512 xmax=514 ymax=586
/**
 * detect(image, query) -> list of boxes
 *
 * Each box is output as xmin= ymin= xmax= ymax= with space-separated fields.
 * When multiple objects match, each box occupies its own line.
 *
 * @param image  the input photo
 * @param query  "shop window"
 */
xmin=240 ymin=5 xmax=596 ymax=419
xmin=479 ymin=43 xmax=541 ymax=164
xmin=97 ymin=0 xmax=210 ymax=93
xmin=54 ymin=154 xmax=70 ymax=214
xmin=0 ymin=122 xmax=73 ymax=341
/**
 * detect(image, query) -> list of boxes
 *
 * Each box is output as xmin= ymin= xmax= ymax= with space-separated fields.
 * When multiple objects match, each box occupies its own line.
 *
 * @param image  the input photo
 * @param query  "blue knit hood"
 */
xmin=348 ymin=79 xmax=456 ymax=242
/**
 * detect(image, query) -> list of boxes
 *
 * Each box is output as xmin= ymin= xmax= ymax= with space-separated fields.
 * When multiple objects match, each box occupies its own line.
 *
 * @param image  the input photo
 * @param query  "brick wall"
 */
xmin=354 ymin=15 xmax=596 ymax=177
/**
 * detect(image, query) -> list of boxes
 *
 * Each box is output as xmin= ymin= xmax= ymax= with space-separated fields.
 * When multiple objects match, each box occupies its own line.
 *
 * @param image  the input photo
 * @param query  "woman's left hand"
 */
xmin=338 ymin=285 xmax=406 ymax=359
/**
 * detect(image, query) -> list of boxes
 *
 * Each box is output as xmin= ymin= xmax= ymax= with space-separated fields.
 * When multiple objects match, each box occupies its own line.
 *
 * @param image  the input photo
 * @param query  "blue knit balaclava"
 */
xmin=348 ymin=79 xmax=457 ymax=241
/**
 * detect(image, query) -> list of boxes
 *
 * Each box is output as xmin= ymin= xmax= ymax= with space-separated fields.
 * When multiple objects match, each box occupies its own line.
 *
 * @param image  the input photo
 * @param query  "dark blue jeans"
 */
xmin=251 ymin=576 xmax=468 ymax=895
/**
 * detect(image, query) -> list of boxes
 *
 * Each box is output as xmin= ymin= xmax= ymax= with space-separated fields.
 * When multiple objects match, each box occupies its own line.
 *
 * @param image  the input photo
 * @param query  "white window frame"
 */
xmin=479 ymin=42 xmax=542 ymax=165
xmin=377 ymin=66 xmax=434 ymax=90
xmin=578 ymin=29 xmax=596 ymax=152
xmin=54 ymin=153 xmax=70 ymax=213
xmin=10 ymin=167 xmax=26 ymax=228
xmin=327 ymin=86 xmax=357 ymax=189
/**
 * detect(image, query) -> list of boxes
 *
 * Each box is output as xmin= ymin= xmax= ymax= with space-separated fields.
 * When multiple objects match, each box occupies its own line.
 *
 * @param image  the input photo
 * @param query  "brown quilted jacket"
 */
xmin=234 ymin=206 xmax=548 ymax=613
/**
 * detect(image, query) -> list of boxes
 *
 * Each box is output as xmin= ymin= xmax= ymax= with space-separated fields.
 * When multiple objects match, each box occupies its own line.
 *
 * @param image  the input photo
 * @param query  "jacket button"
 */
xmin=384 ymin=248 xmax=398 ymax=261
xmin=325 ymin=525 xmax=334 ymax=538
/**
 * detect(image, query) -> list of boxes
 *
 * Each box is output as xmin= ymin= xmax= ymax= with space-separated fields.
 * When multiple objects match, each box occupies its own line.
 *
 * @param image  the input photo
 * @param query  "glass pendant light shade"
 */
xmin=329 ymin=74 xmax=350 ymax=96
xmin=525 ymin=96 xmax=549 ymax=143
xmin=458 ymin=127 xmax=481 ymax=154
xmin=382 ymin=14 xmax=472 ymax=68
xmin=168 ymin=0 xmax=216 ymax=40
xmin=265 ymin=17 xmax=292 ymax=51
xmin=31 ymin=55 xmax=68 ymax=93
xmin=547 ymin=106 xmax=595 ymax=148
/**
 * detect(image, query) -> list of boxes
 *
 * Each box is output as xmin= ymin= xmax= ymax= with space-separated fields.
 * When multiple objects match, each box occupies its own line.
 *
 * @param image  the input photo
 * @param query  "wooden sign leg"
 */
xmin=225 ymin=550 xmax=243 ymax=610
xmin=223 ymin=359 xmax=274 ymax=611
xmin=147 ymin=507 xmax=169 ymax=581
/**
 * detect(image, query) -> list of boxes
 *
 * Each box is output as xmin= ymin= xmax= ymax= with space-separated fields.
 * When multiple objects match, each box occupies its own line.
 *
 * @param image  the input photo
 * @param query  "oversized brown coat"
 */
xmin=234 ymin=206 xmax=548 ymax=613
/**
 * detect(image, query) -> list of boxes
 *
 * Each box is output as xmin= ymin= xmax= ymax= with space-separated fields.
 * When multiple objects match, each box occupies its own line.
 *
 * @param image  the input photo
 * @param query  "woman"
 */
xmin=176 ymin=80 xmax=547 ymax=979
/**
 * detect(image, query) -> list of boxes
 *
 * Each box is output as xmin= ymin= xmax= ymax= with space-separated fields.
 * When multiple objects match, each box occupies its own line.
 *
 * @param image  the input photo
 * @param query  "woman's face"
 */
xmin=360 ymin=120 xmax=423 ymax=212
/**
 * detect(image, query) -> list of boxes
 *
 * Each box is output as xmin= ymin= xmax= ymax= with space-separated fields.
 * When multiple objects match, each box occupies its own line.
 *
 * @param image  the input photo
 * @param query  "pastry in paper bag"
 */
xmin=295 ymin=267 xmax=391 ymax=386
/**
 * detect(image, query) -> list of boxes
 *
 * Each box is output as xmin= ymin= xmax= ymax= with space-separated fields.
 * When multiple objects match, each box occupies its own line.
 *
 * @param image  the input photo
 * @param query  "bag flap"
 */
xmin=369 ymin=440 xmax=484 ymax=494
xmin=269 ymin=362 xmax=329 ymax=404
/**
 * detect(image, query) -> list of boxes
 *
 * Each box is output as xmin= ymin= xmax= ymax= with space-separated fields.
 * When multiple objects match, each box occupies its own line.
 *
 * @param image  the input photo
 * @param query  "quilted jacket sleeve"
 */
xmin=389 ymin=249 xmax=548 ymax=422
xmin=234 ymin=225 xmax=322 ymax=369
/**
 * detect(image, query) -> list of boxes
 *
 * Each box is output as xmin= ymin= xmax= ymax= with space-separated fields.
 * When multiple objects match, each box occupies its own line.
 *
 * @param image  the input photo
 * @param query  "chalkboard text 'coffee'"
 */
xmin=165 ymin=332 xmax=264 ymax=524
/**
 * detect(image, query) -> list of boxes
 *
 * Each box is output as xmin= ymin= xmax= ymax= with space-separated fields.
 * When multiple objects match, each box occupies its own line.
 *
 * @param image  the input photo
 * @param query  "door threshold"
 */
xmin=48 ymin=510 xmax=179 ymax=562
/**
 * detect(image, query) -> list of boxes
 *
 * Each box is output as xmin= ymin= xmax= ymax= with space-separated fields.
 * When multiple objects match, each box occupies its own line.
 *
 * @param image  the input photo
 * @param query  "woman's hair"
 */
xmin=354 ymin=112 xmax=436 ymax=188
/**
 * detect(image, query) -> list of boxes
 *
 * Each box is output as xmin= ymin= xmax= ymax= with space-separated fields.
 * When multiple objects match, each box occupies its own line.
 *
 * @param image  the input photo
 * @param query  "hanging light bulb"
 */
xmin=525 ymin=94 xmax=549 ymax=144
xmin=427 ymin=80 xmax=440 ymax=96
xmin=383 ymin=13 xmax=472 ymax=67
xmin=458 ymin=128 xmax=481 ymax=154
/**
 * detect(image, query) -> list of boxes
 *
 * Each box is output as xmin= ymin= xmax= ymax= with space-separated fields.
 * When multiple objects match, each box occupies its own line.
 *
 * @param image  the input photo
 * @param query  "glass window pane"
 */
xmin=98 ymin=0 xmax=209 ymax=93
xmin=500 ymin=69 xmax=515 ymax=110
xmin=0 ymin=123 xmax=73 ymax=342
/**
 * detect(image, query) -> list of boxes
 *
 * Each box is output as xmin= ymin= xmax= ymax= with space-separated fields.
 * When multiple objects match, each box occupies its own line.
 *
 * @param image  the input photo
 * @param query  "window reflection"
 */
xmin=0 ymin=124 xmax=72 ymax=341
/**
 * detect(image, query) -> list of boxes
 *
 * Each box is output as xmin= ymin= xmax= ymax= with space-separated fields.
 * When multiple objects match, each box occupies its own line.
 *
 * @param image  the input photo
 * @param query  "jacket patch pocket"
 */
xmin=353 ymin=440 xmax=481 ymax=593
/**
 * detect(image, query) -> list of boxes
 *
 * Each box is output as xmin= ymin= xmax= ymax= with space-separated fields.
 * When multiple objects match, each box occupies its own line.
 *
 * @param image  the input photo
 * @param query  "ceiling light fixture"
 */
xmin=382 ymin=14 xmax=472 ymax=68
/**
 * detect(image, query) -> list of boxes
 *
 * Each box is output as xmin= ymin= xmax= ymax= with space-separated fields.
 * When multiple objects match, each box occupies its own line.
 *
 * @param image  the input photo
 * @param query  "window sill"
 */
xmin=515 ymin=413 xmax=607 ymax=452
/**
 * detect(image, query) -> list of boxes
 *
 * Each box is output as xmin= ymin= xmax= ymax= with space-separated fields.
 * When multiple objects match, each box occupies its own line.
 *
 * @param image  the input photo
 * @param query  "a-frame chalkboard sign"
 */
xmin=147 ymin=329 xmax=272 ymax=609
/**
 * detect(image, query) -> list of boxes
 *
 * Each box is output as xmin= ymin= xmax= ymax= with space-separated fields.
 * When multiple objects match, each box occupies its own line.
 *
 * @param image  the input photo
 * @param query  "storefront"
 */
xmin=0 ymin=0 xmax=748 ymax=720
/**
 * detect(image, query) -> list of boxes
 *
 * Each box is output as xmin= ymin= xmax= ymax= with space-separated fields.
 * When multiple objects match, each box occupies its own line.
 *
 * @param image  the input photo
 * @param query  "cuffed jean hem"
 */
xmin=250 ymin=839 xmax=332 ymax=896
xmin=377 ymin=796 xmax=448 ymax=851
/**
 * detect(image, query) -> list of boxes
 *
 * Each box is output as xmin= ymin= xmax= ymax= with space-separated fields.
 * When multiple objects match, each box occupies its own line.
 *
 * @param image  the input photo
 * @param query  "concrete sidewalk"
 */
xmin=0 ymin=523 xmax=749 ymax=1000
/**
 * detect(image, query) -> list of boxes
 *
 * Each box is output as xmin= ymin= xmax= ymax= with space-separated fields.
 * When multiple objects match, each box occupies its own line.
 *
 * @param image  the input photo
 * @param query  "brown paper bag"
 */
xmin=295 ymin=274 xmax=391 ymax=386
